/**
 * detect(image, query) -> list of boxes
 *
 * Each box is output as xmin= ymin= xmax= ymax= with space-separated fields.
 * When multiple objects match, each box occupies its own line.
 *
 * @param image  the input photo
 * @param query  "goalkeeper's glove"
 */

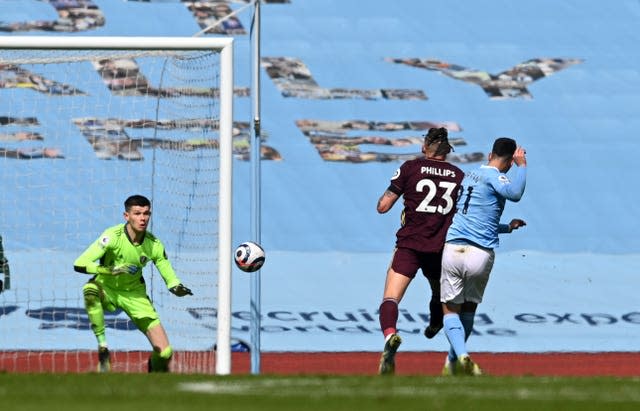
xmin=169 ymin=283 xmax=193 ymax=296
xmin=97 ymin=264 xmax=138 ymax=276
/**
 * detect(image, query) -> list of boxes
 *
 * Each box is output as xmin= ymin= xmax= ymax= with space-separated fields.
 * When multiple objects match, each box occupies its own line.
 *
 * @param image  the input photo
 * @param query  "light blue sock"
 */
xmin=443 ymin=313 xmax=468 ymax=359
xmin=448 ymin=311 xmax=475 ymax=361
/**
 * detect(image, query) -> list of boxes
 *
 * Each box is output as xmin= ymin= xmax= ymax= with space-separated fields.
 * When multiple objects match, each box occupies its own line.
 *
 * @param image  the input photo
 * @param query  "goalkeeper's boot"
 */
xmin=441 ymin=356 xmax=457 ymax=376
xmin=457 ymin=354 xmax=482 ymax=376
xmin=97 ymin=346 xmax=111 ymax=373
xmin=424 ymin=323 xmax=443 ymax=339
xmin=148 ymin=355 xmax=170 ymax=373
xmin=378 ymin=333 xmax=402 ymax=375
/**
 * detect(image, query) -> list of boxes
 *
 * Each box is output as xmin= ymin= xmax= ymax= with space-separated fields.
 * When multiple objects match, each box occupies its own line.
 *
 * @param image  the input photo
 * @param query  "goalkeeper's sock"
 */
xmin=379 ymin=298 xmax=399 ymax=338
xmin=443 ymin=313 xmax=468 ymax=358
xmin=149 ymin=346 xmax=173 ymax=373
xmin=97 ymin=335 xmax=107 ymax=347
xmin=83 ymin=283 xmax=106 ymax=343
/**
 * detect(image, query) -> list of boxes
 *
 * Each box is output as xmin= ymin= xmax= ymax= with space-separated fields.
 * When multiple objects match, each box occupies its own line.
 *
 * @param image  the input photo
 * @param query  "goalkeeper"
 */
xmin=74 ymin=194 xmax=193 ymax=373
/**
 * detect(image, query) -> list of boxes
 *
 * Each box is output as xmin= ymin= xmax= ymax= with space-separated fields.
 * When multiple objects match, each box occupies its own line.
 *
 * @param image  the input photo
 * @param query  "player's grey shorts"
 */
xmin=440 ymin=242 xmax=495 ymax=304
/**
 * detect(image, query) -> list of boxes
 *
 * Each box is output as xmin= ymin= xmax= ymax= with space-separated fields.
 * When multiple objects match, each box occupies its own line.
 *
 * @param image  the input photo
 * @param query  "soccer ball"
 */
xmin=234 ymin=241 xmax=265 ymax=272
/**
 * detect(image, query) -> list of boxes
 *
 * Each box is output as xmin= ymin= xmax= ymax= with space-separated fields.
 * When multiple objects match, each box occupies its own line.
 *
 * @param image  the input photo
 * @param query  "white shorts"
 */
xmin=440 ymin=242 xmax=495 ymax=305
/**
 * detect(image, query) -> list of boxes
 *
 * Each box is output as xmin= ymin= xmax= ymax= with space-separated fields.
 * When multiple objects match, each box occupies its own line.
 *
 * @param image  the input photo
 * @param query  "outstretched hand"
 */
xmin=170 ymin=283 xmax=193 ymax=297
xmin=509 ymin=219 xmax=527 ymax=232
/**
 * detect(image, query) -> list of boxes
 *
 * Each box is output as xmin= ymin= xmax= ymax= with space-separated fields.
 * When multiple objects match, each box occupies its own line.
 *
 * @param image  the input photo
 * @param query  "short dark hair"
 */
xmin=491 ymin=137 xmax=517 ymax=158
xmin=424 ymin=127 xmax=453 ymax=156
xmin=124 ymin=194 xmax=151 ymax=211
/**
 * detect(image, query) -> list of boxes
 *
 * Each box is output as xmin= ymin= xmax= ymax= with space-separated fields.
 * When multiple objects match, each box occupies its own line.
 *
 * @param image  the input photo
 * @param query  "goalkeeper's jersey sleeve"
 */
xmin=73 ymin=223 xmax=181 ymax=291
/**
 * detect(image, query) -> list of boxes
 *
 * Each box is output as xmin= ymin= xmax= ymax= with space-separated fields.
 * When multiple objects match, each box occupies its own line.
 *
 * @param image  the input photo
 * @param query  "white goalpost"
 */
xmin=0 ymin=36 xmax=233 ymax=375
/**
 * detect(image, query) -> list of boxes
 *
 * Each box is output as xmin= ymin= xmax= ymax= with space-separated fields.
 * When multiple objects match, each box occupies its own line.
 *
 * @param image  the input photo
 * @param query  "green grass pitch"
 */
xmin=1 ymin=373 xmax=639 ymax=411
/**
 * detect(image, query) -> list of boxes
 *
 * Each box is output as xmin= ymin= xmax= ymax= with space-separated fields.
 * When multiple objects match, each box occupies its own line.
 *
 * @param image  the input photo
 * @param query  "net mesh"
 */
xmin=0 ymin=46 xmax=223 ymax=373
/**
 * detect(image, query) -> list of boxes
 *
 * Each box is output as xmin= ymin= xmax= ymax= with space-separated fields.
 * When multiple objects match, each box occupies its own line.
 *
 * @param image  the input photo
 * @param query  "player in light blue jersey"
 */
xmin=440 ymin=137 xmax=527 ymax=376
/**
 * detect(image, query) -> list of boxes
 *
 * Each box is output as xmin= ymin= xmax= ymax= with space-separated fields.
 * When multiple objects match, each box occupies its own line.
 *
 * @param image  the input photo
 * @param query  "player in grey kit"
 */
xmin=376 ymin=127 xmax=464 ymax=375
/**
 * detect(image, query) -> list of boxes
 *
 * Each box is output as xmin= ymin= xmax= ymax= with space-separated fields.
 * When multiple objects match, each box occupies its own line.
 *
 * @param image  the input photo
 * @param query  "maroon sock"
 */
xmin=379 ymin=299 xmax=398 ymax=338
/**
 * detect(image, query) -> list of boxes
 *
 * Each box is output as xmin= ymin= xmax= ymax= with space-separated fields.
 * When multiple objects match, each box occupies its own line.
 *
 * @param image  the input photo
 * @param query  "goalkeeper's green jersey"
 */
xmin=74 ymin=223 xmax=181 ymax=291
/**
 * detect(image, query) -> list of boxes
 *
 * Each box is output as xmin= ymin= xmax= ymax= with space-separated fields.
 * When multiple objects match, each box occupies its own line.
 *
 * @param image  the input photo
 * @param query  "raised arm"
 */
xmin=493 ymin=147 xmax=527 ymax=201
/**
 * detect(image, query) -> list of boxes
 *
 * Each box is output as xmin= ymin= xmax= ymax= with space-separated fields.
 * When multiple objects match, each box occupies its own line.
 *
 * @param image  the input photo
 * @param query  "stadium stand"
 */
xmin=1 ymin=0 xmax=639 ymax=360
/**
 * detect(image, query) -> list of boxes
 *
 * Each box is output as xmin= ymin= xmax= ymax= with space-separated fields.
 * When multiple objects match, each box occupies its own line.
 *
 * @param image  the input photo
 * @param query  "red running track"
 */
xmin=1 ymin=351 xmax=639 ymax=376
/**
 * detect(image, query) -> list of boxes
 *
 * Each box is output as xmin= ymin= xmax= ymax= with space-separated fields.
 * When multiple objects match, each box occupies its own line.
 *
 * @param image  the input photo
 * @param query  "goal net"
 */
xmin=0 ymin=37 xmax=233 ymax=374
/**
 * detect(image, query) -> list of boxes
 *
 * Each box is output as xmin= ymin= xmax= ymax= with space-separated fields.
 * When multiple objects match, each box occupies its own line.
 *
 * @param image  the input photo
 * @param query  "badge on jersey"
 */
xmin=498 ymin=175 xmax=510 ymax=184
xmin=391 ymin=168 xmax=401 ymax=180
xmin=99 ymin=236 xmax=110 ymax=248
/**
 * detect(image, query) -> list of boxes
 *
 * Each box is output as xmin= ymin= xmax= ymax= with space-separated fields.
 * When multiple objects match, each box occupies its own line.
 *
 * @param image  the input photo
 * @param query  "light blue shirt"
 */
xmin=446 ymin=165 xmax=526 ymax=249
